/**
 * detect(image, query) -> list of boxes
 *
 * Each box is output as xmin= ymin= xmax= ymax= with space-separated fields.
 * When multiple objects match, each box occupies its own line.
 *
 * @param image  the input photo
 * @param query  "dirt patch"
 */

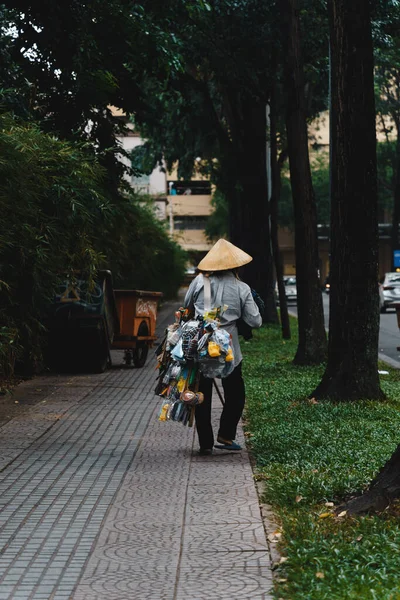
xmin=0 ymin=375 xmax=54 ymax=428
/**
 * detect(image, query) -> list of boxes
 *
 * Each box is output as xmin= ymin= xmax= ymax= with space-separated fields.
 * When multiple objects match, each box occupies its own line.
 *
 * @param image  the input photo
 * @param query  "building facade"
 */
xmin=113 ymin=108 xmax=213 ymax=261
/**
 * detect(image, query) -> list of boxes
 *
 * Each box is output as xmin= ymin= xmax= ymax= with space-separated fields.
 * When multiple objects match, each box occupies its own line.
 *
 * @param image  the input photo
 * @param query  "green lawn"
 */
xmin=242 ymin=321 xmax=400 ymax=600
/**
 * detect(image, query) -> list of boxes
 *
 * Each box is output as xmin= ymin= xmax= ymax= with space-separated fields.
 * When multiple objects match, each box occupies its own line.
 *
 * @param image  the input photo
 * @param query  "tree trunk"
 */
xmin=312 ymin=0 xmax=384 ymax=400
xmin=270 ymin=85 xmax=291 ymax=339
xmin=283 ymin=0 xmax=327 ymax=364
xmin=390 ymin=131 xmax=400 ymax=270
xmin=340 ymin=443 xmax=400 ymax=515
xmin=223 ymin=97 xmax=279 ymax=324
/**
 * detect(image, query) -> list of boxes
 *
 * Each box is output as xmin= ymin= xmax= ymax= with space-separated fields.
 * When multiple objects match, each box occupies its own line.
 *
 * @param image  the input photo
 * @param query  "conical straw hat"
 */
xmin=197 ymin=239 xmax=253 ymax=272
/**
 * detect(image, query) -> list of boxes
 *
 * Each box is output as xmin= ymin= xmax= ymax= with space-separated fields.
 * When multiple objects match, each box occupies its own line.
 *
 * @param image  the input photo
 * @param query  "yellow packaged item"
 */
xmin=208 ymin=341 xmax=221 ymax=357
xmin=159 ymin=403 xmax=170 ymax=421
xmin=225 ymin=348 xmax=234 ymax=362
xmin=177 ymin=377 xmax=186 ymax=392
xmin=204 ymin=308 xmax=218 ymax=321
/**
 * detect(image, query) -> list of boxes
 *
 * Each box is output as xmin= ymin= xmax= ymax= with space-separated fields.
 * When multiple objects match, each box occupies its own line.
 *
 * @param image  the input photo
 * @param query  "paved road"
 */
xmin=0 ymin=300 xmax=275 ymax=600
xmin=289 ymin=293 xmax=400 ymax=367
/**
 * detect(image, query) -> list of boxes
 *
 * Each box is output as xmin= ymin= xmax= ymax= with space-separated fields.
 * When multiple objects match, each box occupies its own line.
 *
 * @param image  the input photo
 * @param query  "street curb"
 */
xmin=378 ymin=352 xmax=400 ymax=369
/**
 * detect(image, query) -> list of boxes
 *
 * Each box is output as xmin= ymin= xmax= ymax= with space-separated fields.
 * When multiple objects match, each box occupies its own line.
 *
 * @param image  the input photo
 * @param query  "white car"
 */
xmin=275 ymin=276 xmax=297 ymax=304
xmin=381 ymin=272 xmax=400 ymax=312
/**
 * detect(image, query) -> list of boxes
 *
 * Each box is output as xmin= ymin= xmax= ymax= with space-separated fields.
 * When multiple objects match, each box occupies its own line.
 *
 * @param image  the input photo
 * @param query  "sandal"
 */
xmin=214 ymin=438 xmax=242 ymax=451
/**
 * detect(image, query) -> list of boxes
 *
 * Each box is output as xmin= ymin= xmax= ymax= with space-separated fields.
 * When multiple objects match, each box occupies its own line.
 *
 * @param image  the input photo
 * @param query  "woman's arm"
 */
xmin=241 ymin=286 xmax=262 ymax=328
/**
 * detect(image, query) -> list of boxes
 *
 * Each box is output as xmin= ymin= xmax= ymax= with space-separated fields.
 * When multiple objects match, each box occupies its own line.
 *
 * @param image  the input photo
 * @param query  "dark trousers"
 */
xmin=195 ymin=362 xmax=246 ymax=450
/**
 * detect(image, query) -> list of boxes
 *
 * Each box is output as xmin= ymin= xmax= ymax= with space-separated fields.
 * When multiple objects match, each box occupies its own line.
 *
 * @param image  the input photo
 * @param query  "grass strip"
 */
xmin=242 ymin=320 xmax=400 ymax=600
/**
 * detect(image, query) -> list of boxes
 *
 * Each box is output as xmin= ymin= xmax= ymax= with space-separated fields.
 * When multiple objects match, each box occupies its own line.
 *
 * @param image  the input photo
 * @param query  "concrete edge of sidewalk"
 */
xmin=245 ymin=444 xmax=282 ymax=587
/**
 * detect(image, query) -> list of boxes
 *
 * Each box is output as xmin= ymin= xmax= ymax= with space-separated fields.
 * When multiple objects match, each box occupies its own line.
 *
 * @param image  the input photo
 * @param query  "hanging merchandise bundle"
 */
xmin=154 ymin=302 xmax=234 ymax=427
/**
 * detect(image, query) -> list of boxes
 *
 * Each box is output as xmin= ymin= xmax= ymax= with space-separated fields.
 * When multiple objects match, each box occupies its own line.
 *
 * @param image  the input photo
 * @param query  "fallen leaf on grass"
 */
xmin=295 ymin=495 xmax=303 ymax=503
xmin=325 ymin=502 xmax=334 ymax=507
xmin=277 ymin=578 xmax=287 ymax=583
xmin=253 ymin=473 xmax=270 ymax=481
xmin=337 ymin=510 xmax=347 ymax=518
xmin=308 ymin=397 xmax=319 ymax=404
xmin=319 ymin=512 xmax=333 ymax=519
xmin=316 ymin=572 xmax=325 ymax=579
xmin=268 ymin=531 xmax=282 ymax=543
xmin=356 ymin=535 xmax=363 ymax=542
xmin=279 ymin=557 xmax=289 ymax=564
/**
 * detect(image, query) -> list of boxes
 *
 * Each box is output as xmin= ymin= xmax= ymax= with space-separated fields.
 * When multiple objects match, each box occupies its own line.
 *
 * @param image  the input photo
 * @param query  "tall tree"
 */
xmin=133 ymin=0 xmax=280 ymax=322
xmin=374 ymin=1 xmax=400 ymax=266
xmin=281 ymin=0 xmax=327 ymax=363
xmin=313 ymin=0 xmax=384 ymax=400
xmin=270 ymin=79 xmax=291 ymax=339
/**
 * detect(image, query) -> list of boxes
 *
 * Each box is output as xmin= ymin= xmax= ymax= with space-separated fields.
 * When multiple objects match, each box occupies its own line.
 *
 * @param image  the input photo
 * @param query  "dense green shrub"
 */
xmin=0 ymin=112 xmax=185 ymax=376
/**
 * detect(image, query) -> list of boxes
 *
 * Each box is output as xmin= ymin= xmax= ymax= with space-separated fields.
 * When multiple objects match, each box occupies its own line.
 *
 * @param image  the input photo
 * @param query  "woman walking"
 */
xmin=184 ymin=239 xmax=262 ymax=455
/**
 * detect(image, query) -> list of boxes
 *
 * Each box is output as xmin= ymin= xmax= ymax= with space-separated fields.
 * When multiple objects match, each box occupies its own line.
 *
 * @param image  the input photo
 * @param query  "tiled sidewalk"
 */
xmin=0 ymin=303 xmax=274 ymax=600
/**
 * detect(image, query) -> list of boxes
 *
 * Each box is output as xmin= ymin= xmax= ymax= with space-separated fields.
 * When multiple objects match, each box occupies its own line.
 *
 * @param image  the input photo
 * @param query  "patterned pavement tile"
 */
xmin=175 ymin=566 xmax=274 ymax=600
xmin=0 ymin=298 xmax=275 ymax=600
xmin=182 ymin=523 xmax=269 ymax=553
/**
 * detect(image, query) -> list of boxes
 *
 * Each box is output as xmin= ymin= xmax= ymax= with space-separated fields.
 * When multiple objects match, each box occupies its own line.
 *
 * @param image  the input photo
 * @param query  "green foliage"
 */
xmin=106 ymin=197 xmax=187 ymax=299
xmin=243 ymin=322 xmax=400 ymax=599
xmin=377 ymin=140 xmax=396 ymax=219
xmin=311 ymin=155 xmax=330 ymax=224
xmin=131 ymin=0 xmax=329 ymax=196
xmin=279 ymin=157 xmax=330 ymax=227
xmin=0 ymin=112 xmax=185 ymax=376
xmin=1 ymin=0 xmax=181 ymax=190
xmin=0 ymin=111 xmax=109 ymax=373
xmin=281 ymin=144 xmax=396 ymax=227
xmin=0 ymin=2 xmax=189 ymax=377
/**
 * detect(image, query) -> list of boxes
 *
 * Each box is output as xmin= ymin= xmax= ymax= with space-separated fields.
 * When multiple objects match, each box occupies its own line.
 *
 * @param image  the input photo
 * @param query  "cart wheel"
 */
xmin=133 ymin=322 xmax=149 ymax=368
xmin=124 ymin=349 xmax=133 ymax=366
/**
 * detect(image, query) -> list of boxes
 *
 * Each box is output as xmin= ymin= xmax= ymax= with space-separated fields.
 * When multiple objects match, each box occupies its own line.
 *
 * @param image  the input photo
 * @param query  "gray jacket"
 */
xmin=184 ymin=272 xmax=262 ymax=368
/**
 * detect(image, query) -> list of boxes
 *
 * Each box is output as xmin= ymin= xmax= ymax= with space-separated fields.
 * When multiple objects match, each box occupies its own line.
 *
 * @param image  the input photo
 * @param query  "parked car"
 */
xmin=381 ymin=272 xmax=400 ymax=312
xmin=324 ymin=276 xmax=385 ymax=311
xmin=275 ymin=276 xmax=297 ymax=304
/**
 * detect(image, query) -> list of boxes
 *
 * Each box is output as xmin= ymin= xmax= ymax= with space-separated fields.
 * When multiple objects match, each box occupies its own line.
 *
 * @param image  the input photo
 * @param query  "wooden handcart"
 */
xmin=47 ymin=271 xmax=162 ymax=372
xmin=112 ymin=289 xmax=163 ymax=367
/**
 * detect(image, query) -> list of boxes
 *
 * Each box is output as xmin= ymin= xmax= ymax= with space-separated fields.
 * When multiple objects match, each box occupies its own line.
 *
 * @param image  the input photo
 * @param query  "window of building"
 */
xmin=167 ymin=180 xmax=211 ymax=195
xmin=173 ymin=216 xmax=209 ymax=230
xmin=132 ymin=173 xmax=150 ymax=193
